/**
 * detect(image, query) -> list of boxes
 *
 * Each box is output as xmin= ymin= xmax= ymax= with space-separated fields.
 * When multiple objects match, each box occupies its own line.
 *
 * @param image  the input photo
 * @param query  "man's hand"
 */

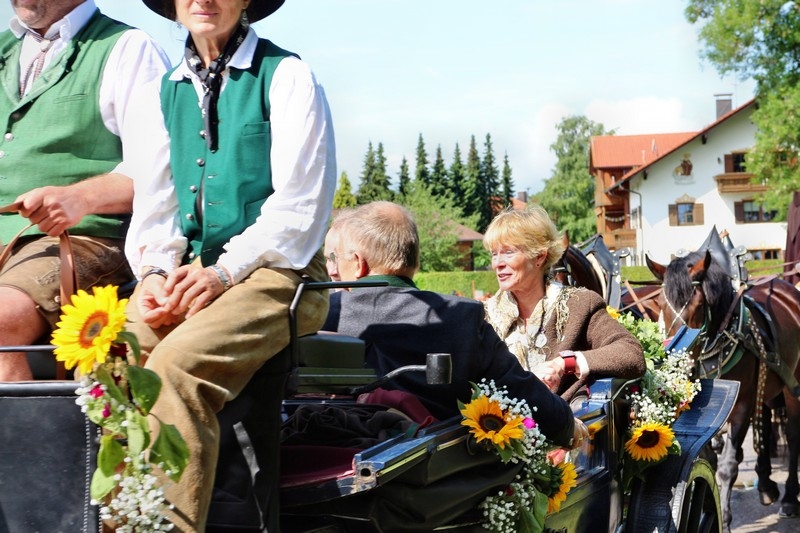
xmin=137 ymin=274 xmax=181 ymax=328
xmin=16 ymin=186 xmax=88 ymax=236
xmin=163 ymin=264 xmax=226 ymax=319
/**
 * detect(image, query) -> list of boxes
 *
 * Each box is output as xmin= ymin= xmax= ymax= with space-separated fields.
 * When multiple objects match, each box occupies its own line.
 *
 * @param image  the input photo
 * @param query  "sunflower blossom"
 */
xmin=51 ymin=285 xmax=127 ymax=375
xmin=461 ymin=394 xmax=525 ymax=449
xmin=625 ymin=422 xmax=674 ymax=462
xmin=548 ymin=462 xmax=578 ymax=513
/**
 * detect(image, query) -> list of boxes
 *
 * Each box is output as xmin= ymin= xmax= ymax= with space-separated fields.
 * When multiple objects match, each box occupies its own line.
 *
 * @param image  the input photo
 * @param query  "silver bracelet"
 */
xmin=208 ymin=264 xmax=233 ymax=291
xmin=141 ymin=267 xmax=168 ymax=281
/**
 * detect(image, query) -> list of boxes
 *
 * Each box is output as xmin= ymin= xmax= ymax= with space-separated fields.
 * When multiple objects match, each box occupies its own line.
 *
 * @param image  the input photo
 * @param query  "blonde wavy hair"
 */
xmin=482 ymin=205 xmax=565 ymax=272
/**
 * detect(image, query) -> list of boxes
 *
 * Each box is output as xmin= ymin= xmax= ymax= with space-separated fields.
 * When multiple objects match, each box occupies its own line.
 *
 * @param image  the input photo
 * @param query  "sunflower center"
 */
xmin=479 ymin=414 xmax=506 ymax=433
xmin=637 ymin=429 xmax=661 ymax=448
xmin=79 ymin=311 xmax=110 ymax=347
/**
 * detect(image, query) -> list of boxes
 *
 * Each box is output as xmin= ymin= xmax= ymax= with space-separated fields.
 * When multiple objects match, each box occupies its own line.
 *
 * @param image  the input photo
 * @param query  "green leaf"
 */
xmin=97 ymin=434 xmax=125 ymax=476
xmin=116 ymin=331 xmax=141 ymax=364
xmin=533 ymin=489 xmax=549 ymax=528
xmin=150 ymin=421 xmax=190 ymax=482
xmin=90 ymin=466 xmax=117 ymax=501
xmin=94 ymin=365 xmax=127 ymax=405
xmin=126 ymin=409 xmax=150 ymax=457
xmin=127 ymin=365 xmax=162 ymax=415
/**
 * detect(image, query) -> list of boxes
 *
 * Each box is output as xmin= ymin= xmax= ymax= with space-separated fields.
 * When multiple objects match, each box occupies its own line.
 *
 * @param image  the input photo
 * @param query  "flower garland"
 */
xmin=51 ymin=285 xmax=189 ymax=532
xmin=458 ymin=380 xmax=576 ymax=533
xmin=607 ymin=307 xmax=701 ymax=489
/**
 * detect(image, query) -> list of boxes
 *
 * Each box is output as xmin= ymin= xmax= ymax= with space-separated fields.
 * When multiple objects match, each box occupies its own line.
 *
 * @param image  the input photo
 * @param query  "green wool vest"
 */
xmin=162 ymin=39 xmax=295 ymax=266
xmin=0 ymin=11 xmax=130 ymax=243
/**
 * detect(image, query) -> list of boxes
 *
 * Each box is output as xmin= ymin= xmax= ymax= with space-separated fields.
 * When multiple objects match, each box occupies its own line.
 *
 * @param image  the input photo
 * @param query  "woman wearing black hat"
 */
xmin=125 ymin=1 xmax=336 ymax=531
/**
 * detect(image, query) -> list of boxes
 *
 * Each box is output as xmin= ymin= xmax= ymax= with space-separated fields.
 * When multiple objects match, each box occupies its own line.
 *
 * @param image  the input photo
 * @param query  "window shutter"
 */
xmin=734 ymin=201 xmax=744 ymax=223
xmin=694 ymin=204 xmax=704 ymax=225
xmin=668 ymin=204 xmax=677 ymax=226
xmin=724 ymin=154 xmax=734 ymax=173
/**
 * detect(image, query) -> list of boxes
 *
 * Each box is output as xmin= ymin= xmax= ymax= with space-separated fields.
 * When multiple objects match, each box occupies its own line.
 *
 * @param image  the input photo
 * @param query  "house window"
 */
xmin=734 ymin=200 xmax=778 ymax=223
xmin=724 ymin=152 xmax=747 ymax=173
xmin=668 ymin=201 xmax=704 ymax=227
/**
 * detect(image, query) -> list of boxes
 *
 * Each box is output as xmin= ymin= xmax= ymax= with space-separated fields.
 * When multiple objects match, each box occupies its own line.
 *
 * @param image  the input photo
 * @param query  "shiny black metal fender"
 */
xmin=625 ymin=378 xmax=739 ymax=533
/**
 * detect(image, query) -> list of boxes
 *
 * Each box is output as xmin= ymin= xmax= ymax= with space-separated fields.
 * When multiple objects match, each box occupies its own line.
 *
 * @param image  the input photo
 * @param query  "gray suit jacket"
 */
xmin=322 ymin=280 xmax=575 ymax=447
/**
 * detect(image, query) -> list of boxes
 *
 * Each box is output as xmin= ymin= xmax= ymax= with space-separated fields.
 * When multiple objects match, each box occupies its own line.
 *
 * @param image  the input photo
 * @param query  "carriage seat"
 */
xmin=287 ymin=331 xmax=375 ymax=396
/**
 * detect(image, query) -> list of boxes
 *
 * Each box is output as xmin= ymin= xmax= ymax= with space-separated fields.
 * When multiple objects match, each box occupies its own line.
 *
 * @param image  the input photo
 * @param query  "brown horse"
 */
xmin=647 ymin=250 xmax=800 ymax=532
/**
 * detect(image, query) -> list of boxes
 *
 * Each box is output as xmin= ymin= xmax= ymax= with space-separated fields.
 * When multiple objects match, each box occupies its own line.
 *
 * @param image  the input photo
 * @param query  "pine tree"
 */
xmin=414 ymin=133 xmax=430 ymax=187
xmin=449 ymin=143 xmax=466 ymax=212
xmin=356 ymin=141 xmax=392 ymax=203
xmin=397 ymin=156 xmax=411 ymax=199
xmin=462 ymin=135 xmax=482 ymax=225
xmin=332 ymin=171 xmax=357 ymax=209
xmin=501 ymin=152 xmax=515 ymax=207
xmin=479 ymin=133 xmax=501 ymax=229
xmin=429 ymin=145 xmax=449 ymax=198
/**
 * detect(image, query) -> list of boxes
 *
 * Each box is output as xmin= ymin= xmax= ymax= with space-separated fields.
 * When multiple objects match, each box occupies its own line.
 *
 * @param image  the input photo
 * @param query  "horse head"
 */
xmin=552 ymin=232 xmax=605 ymax=299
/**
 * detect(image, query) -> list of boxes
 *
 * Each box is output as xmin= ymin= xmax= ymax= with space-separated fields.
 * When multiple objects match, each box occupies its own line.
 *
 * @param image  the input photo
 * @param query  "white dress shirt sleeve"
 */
xmin=216 ymin=56 xmax=336 ymax=283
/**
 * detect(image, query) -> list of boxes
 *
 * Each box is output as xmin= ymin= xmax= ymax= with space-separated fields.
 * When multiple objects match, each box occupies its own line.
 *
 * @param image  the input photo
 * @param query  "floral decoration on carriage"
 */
xmin=607 ymin=306 xmax=702 ymax=489
xmin=50 ymin=285 xmax=189 ymax=532
xmin=458 ymin=380 xmax=577 ymax=532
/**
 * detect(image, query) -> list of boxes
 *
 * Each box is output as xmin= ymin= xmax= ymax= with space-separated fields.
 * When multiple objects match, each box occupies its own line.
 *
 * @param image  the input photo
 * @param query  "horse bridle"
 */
xmin=661 ymin=280 xmax=709 ymax=339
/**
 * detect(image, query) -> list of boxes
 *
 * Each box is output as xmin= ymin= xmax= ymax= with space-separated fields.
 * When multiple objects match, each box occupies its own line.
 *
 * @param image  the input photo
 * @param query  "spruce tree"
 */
xmin=449 ymin=143 xmax=466 ymax=212
xmin=429 ymin=145 xmax=449 ymax=199
xmin=479 ymin=133 xmax=501 ymax=229
xmin=397 ymin=156 xmax=411 ymax=199
xmin=463 ymin=135 xmax=483 ymax=226
xmin=501 ymin=152 xmax=515 ymax=207
xmin=414 ymin=133 xmax=430 ymax=187
xmin=333 ymin=171 xmax=357 ymax=209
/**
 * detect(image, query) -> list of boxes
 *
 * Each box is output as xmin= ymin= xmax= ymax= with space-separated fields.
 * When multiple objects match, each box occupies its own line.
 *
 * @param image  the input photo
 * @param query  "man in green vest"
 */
xmin=0 ymin=0 xmax=170 ymax=380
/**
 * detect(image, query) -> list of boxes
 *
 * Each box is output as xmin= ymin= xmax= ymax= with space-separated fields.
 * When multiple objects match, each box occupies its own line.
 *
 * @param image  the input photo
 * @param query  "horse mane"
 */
xmin=663 ymin=251 xmax=733 ymax=334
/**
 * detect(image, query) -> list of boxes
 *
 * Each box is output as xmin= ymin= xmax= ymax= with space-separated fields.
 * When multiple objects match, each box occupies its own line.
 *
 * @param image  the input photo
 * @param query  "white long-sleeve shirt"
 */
xmin=125 ymin=28 xmax=336 ymax=284
xmin=11 ymin=0 xmax=171 ymax=182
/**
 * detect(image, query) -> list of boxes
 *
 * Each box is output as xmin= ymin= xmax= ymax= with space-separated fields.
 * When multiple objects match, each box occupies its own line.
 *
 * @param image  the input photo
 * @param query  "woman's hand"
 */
xmin=532 ymin=358 xmax=565 ymax=392
xmin=571 ymin=417 xmax=589 ymax=450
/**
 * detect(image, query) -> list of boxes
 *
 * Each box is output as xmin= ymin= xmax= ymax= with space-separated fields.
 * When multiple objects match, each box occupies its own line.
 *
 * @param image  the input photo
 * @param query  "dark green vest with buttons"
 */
xmin=162 ymin=39 xmax=294 ymax=266
xmin=0 ymin=12 xmax=129 ymax=243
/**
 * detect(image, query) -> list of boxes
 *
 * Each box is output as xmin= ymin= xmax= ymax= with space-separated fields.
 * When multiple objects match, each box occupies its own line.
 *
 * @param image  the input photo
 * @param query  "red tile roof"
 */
xmin=590 ymin=132 xmax=695 ymax=171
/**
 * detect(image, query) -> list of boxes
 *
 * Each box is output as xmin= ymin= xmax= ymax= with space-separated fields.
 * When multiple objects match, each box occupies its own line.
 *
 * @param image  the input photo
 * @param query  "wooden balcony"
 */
xmin=714 ymin=172 xmax=768 ymax=193
xmin=601 ymin=229 xmax=637 ymax=251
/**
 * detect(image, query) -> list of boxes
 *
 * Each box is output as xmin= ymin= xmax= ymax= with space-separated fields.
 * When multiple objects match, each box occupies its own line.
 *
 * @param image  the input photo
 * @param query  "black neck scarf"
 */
xmin=184 ymin=23 xmax=249 ymax=152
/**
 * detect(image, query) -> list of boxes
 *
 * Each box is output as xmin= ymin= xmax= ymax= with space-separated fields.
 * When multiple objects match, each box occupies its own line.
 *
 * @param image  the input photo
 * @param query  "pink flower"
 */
xmin=523 ymin=417 xmax=536 ymax=429
xmin=102 ymin=403 xmax=112 ymax=418
xmin=89 ymin=385 xmax=104 ymax=399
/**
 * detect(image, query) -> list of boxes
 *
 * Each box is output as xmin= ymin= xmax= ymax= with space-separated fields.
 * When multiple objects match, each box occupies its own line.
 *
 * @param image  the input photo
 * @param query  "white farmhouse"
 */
xmin=590 ymin=97 xmax=786 ymax=265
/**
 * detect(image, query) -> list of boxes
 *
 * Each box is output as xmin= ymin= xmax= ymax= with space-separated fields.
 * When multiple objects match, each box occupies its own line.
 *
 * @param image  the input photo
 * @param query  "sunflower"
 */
xmin=51 ymin=285 xmax=128 ymax=375
xmin=624 ymin=421 xmax=675 ymax=462
xmin=460 ymin=394 xmax=525 ymax=449
xmin=548 ymin=461 xmax=577 ymax=513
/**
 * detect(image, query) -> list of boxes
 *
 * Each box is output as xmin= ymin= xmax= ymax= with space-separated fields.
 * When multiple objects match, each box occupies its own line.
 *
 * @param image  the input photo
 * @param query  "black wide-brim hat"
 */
xmin=143 ymin=0 xmax=285 ymax=23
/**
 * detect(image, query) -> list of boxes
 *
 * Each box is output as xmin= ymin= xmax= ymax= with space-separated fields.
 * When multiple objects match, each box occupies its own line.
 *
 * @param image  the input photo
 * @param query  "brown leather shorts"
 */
xmin=0 ymin=235 xmax=133 ymax=327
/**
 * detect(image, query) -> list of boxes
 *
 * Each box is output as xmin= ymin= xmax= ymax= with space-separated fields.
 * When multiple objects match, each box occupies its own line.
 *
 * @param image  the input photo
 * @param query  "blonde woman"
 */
xmin=483 ymin=206 xmax=645 ymax=404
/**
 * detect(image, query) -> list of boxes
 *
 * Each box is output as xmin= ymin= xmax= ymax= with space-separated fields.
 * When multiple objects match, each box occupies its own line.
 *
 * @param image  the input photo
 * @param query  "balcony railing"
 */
xmin=601 ymin=229 xmax=637 ymax=251
xmin=714 ymin=173 xmax=768 ymax=193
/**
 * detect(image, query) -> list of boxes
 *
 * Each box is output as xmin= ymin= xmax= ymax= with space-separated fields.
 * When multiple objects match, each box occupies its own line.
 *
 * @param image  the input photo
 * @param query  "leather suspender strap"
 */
xmin=1 ymin=207 xmax=77 ymax=381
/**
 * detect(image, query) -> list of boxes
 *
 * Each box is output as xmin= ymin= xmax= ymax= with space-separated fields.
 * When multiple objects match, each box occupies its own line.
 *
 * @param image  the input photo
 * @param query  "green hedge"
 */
xmin=415 ymin=259 xmax=783 ymax=296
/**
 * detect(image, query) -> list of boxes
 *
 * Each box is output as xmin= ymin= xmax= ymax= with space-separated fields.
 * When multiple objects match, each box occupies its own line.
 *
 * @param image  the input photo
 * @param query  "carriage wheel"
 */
xmin=675 ymin=459 xmax=721 ymax=533
xmin=626 ymin=457 xmax=721 ymax=533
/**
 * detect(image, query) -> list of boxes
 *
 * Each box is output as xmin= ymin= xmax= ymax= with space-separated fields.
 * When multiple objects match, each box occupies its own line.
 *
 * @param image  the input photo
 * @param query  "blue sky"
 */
xmin=4 ymin=0 xmax=755 ymax=196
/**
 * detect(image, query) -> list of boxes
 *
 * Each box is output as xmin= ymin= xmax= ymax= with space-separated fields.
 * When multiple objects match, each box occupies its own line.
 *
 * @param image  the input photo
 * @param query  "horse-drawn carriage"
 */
xmin=0 ymin=275 xmax=740 ymax=533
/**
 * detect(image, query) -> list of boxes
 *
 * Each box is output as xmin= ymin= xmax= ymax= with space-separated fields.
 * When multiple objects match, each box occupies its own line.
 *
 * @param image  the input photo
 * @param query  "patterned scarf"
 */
xmin=184 ymin=23 xmax=249 ymax=152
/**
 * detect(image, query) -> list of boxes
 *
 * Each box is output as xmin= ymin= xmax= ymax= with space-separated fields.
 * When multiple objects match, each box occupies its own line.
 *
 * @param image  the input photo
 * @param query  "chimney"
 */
xmin=715 ymin=93 xmax=733 ymax=119
xmin=516 ymin=191 xmax=528 ymax=203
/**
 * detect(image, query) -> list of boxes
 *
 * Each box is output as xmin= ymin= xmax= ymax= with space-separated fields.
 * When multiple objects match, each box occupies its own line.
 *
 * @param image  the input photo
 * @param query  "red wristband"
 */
xmin=560 ymin=351 xmax=577 ymax=375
